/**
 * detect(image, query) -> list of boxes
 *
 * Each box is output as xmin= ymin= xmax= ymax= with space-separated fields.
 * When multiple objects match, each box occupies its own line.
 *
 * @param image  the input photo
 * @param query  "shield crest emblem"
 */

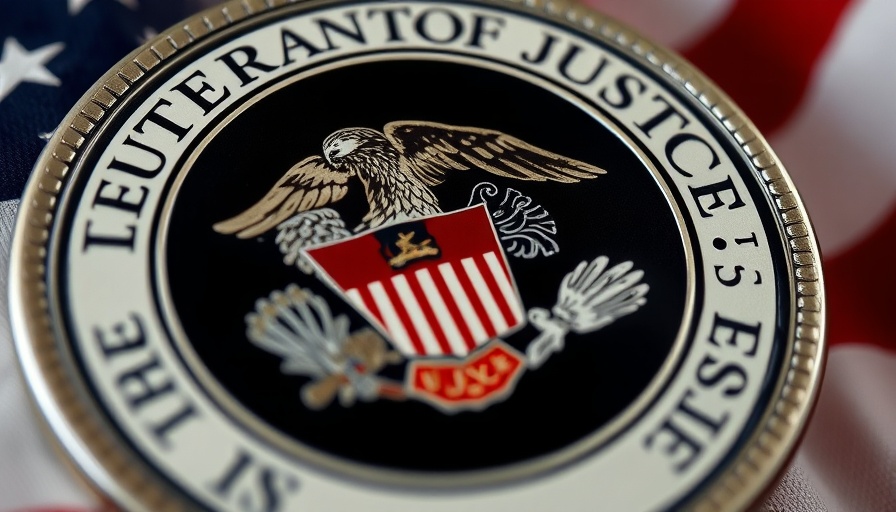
xmin=304 ymin=204 xmax=525 ymax=358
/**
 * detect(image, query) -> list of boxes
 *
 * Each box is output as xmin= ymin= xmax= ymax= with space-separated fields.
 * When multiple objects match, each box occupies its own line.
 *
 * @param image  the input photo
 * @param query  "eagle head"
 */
xmin=322 ymin=127 xmax=395 ymax=169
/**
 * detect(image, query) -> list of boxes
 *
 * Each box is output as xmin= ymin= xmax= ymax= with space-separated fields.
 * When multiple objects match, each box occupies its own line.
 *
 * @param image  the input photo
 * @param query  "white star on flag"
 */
xmin=68 ymin=0 xmax=137 ymax=16
xmin=0 ymin=38 xmax=65 ymax=104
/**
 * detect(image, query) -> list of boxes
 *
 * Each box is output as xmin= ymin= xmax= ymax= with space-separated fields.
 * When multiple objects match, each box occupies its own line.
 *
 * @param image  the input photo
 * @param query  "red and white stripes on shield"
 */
xmin=345 ymin=250 xmax=524 ymax=357
xmin=305 ymin=205 xmax=525 ymax=358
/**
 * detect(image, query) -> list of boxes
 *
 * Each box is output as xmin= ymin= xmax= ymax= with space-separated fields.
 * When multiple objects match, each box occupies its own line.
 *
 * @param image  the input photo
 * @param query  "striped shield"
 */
xmin=304 ymin=205 xmax=524 ymax=358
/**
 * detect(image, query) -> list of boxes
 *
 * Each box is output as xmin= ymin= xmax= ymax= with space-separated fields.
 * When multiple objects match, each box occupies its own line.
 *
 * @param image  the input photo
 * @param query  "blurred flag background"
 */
xmin=0 ymin=0 xmax=893 ymax=510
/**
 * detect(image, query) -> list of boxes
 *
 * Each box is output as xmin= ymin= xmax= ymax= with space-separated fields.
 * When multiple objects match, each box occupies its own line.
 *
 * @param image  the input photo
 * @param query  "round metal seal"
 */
xmin=9 ymin=0 xmax=826 ymax=510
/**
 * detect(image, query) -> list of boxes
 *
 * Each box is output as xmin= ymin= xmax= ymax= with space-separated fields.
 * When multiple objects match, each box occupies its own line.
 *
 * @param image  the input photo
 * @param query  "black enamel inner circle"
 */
xmin=164 ymin=59 xmax=688 ymax=473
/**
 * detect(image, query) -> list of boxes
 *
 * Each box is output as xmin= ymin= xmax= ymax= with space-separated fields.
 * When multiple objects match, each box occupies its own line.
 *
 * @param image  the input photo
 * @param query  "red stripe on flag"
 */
xmin=476 ymin=254 xmax=519 ymax=329
xmin=455 ymin=261 xmax=499 ymax=340
xmin=406 ymin=273 xmax=454 ymax=355
xmin=431 ymin=265 xmax=479 ymax=352
xmin=382 ymin=280 xmax=429 ymax=355
xmin=682 ymin=0 xmax=854 ymax=134
xmin=356 ymin=286 xmax=385 ymax=330
xmin=825 ymin=204 xmax=896 ymax=352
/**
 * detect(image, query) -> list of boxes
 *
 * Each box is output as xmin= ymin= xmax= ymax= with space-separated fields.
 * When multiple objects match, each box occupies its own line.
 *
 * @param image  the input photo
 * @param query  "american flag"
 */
xmin=0 ymin=0 xmax=893 ymax=510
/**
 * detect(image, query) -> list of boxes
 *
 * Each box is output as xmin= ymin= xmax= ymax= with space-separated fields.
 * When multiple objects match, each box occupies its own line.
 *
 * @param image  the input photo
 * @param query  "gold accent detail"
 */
xmin=90 ymin=88 xmax=116 ymax=109
xmin=213 ymin=117 xmax=606 ymax=239
xmin=387 ymin=231 xmax=439 ymax=268
xmin=69 ymin=115 xmax=95 ymax=136
xmin=79 ymin=102 xmax=104 ymax=123
xmin=166 ymin=29 xmax=193 ymax=50
xmin=133 ymin=47 xmax=161 ymax=71
xmin=51 ymin=146 xmax=74 ymax=165
xmin=7 ymin=0 xmax=826 ymax=511
xmin=243 ymin=0 xmax=269 ymax=14
xmin=31 ymin=189 xmax=56 ymax=211
xmin=60 ymin=128 xmax=84 ymax=150
xmin=150 ymin=38 xmax=177 ymax=61
xmin=118 ymin=61 xmax=145 ymax=84
xmin=45 ymin=159 xmax=67 ymax=180
xmin=301 ymin=328 xmax=402 ymax=409
xmin=202 ymin=9 xmax=231 ymax=30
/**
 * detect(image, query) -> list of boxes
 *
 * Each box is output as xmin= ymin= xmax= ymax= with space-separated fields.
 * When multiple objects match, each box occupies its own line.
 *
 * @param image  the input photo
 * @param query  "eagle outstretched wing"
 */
xmin=384 ymin=121 xmax=607 ymax=186
xmin=213 ymin=156 xmax=350 ymax=238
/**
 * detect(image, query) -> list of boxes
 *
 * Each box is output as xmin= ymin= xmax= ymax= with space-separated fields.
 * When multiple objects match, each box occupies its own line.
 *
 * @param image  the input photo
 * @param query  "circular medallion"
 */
xmin=9 ymin=0 xmax=826 ymax=510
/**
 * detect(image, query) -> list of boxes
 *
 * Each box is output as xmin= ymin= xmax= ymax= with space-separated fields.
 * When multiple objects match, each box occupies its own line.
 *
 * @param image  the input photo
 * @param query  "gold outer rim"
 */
xmin=7 ymin=0 xmax=827 ymax=511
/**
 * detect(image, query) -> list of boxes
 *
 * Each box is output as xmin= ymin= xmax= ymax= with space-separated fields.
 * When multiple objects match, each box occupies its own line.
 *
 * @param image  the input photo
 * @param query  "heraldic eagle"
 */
xmin=213 ymin=121 xmax=606 ymax=238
